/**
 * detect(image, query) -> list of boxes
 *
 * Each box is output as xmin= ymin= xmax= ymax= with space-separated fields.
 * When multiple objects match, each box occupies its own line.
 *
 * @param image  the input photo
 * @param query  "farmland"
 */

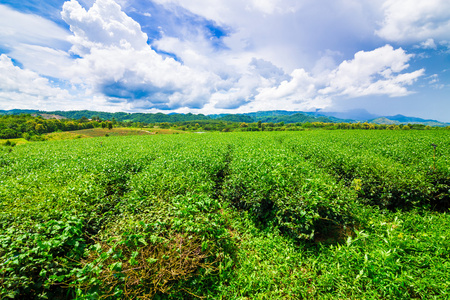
xmin=1 ymin=130 xmax=449 ymax=299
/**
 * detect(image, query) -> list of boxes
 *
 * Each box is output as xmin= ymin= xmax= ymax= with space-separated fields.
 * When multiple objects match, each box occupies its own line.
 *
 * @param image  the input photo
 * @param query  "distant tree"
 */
xmin=66 ymin=121 xmax=78 ymax=131
xmin=35 ymin=123 xmax=46 ymax=134
xmin=0 ymin=129 xmax=17 ymax=139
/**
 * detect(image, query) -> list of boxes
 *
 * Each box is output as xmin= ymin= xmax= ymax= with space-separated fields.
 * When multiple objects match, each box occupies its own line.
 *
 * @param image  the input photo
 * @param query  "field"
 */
xmin=46 ymin=127 xmax=184 ymax=140
xmin=1 ymin=130 xmax=449 ymax=299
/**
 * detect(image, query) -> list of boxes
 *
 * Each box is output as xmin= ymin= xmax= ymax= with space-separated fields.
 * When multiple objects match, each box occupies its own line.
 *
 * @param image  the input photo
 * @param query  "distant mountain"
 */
xmin=316 ymin=109 xmax=378 ymax=121
xmin=0 ymin=109 xmax=39 ymax=115
xmin=368 ymin=115 xmax=449 ymax=127
xmin=243 ymin=110 xmax=305 ymax=118
xmin=1 ymin=109 xmax=449 ymax=126
xmin=369 ymin=117 xmax=400 ymax=125
xmin=0 ymin=110 xmax=210 ymax=123
xmin=241 ymin=110 xmax=359 ymax=123
xmin=384 ymin=114 xmax=439 ymax=123
xmin=211 ymin=111 xmax=333 ymax=124
xmin=252 ymin=113 xmax=332 ymax=124
xmin=215 ymin=114 xmax=254 ymax=123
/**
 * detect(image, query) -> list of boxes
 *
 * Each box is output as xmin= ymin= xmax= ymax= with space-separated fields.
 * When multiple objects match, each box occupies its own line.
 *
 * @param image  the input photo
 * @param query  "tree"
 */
xmin=35 ymin=123 xmax=46 ymax=134
xmin=78 ymin=116 xmax=89 ymax=123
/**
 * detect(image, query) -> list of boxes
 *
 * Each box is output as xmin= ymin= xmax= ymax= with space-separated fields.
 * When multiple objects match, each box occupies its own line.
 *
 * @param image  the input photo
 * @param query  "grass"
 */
xmin=62 ymin=127 xmax=186 ymax=138
xmin=67 ymin=127 xmax=157 ymax=138
xmin=145 ymin=128 xmax=187 ymax=135
xmin=45 ymin=131 xmax=87 ymax=140
xmin=0 ymin=138 xmax=27 ymax=146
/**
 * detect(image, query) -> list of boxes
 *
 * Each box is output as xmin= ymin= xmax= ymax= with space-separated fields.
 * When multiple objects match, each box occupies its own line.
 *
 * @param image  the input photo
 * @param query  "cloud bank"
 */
xmin=0 ymin=0 xmax=435 ymax=114
xmin=377 ymin=0 xmax=450 ymax=42
xmin=0 ymin=54 xmax=73 ymax=110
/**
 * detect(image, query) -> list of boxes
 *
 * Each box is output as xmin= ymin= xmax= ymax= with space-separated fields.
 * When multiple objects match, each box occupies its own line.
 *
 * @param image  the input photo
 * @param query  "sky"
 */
xmin=0 ymin=0 xmax=449 ymax=121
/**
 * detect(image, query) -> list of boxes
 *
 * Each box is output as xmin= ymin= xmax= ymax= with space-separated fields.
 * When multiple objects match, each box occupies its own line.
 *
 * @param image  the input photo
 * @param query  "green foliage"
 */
xmin=221 ymin=134 xmax=357 ymax=239
xmin=2 ymin=140 xmax=15 ymax=147
xmin=0 ymin=212 xmax=86 ymax=299
xmin=285 ymin=130 xmax=450 ymax=211
xmin=1 ymin=131 xmax=449 ymax=299
xmin=0 ymin=114 xmax=101 ymax=140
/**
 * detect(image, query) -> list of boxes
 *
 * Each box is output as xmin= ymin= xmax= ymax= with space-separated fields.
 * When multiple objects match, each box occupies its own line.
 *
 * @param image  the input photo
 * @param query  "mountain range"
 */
xmin=1 ymin=109 xmax=449 ymax=127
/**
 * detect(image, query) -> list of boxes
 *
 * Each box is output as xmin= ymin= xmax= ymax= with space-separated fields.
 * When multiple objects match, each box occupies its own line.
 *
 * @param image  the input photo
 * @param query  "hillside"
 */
xmin=368 ymin=115 xmax=449 ymax=126
xmin=1 ymin=109 xmax=449 ymax=126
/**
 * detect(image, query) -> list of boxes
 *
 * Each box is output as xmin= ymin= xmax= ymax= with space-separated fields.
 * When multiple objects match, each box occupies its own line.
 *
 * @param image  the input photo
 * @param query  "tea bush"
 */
xmin=1 ymin=130 xmax=449 ymax=299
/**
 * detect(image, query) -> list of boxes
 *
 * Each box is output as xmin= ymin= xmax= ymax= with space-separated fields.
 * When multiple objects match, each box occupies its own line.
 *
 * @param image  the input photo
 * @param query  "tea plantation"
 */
xmin=1 ymin=130 xmax=449 ymax=299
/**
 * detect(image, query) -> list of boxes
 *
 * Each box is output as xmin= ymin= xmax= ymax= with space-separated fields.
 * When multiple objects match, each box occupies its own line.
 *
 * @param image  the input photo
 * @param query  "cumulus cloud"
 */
xmin=246 ymin=45 xmax=424 ymax=113
xmin=0 ymin=0 xmax=428 ymax=114
xmin=377 ymin=0 xmax=450 ymax=43
xmin=61 ymin=0 xmax=219 ymax=110
xmin=62 ymin=0 xmax=149 ymax=55
xmin=320 ymin=45 xmax=425 ymax=97
xmin=256 ymin=69 xmax=316 ymax=102
xmin=59 ymin=0 xmax=311 ymax=111
xmin=0 ymin=54 xmax=73 ymax=110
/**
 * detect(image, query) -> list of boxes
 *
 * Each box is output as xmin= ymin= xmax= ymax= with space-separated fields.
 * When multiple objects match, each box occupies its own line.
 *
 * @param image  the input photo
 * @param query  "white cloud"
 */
xmin=0 ymin=0 xmax=428 ymax=114
xmin=0 ymin=54 xmax=74 ymax=110
xmin=62 ymin=0 xmax=149 ymax=55
xmin=439 ymin=40 xmax=450 ymax=52
xmin=320 ymin=45 xmax=424 ymax=97
xmin=152 ymin=0 xmax=301 ymax=24
xmin=8 ymin=44 xmax=73 ymax=79
xmin=426 ymin=74 xmax=445 ymax=89
xmin=0 ymin=4 xmax=72 ymax=77
xmin=60 ymin=0 xmax=310 ymax=112
xmin=248 ymin=45 xmax=424 ymax=113
xmin=256 ymin=69 xmax=316 ymax=102
xmin=377 ymin=0 xmax=450 ymax=43
xmin=61 ymin=0 xmax=219 ymax=110
xmin=418 ymin=38 xmax=437 ymax=49
xmin=0 ymin=4 xmax=69 ymax=49
xmin=152 ymin=0 xmax=381 ymax=73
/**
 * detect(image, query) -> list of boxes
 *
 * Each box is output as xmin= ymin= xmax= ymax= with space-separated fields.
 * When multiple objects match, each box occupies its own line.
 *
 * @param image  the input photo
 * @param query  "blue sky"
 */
xmin=0 ymin=0 xmax=449 ymax=121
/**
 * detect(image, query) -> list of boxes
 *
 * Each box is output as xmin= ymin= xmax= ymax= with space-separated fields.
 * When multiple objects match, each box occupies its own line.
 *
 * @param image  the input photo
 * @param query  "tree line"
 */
xmin=0 ymin=115 xmax=112 ymax=140
xmin=1 ymin=114 xmax=448 ymax=141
